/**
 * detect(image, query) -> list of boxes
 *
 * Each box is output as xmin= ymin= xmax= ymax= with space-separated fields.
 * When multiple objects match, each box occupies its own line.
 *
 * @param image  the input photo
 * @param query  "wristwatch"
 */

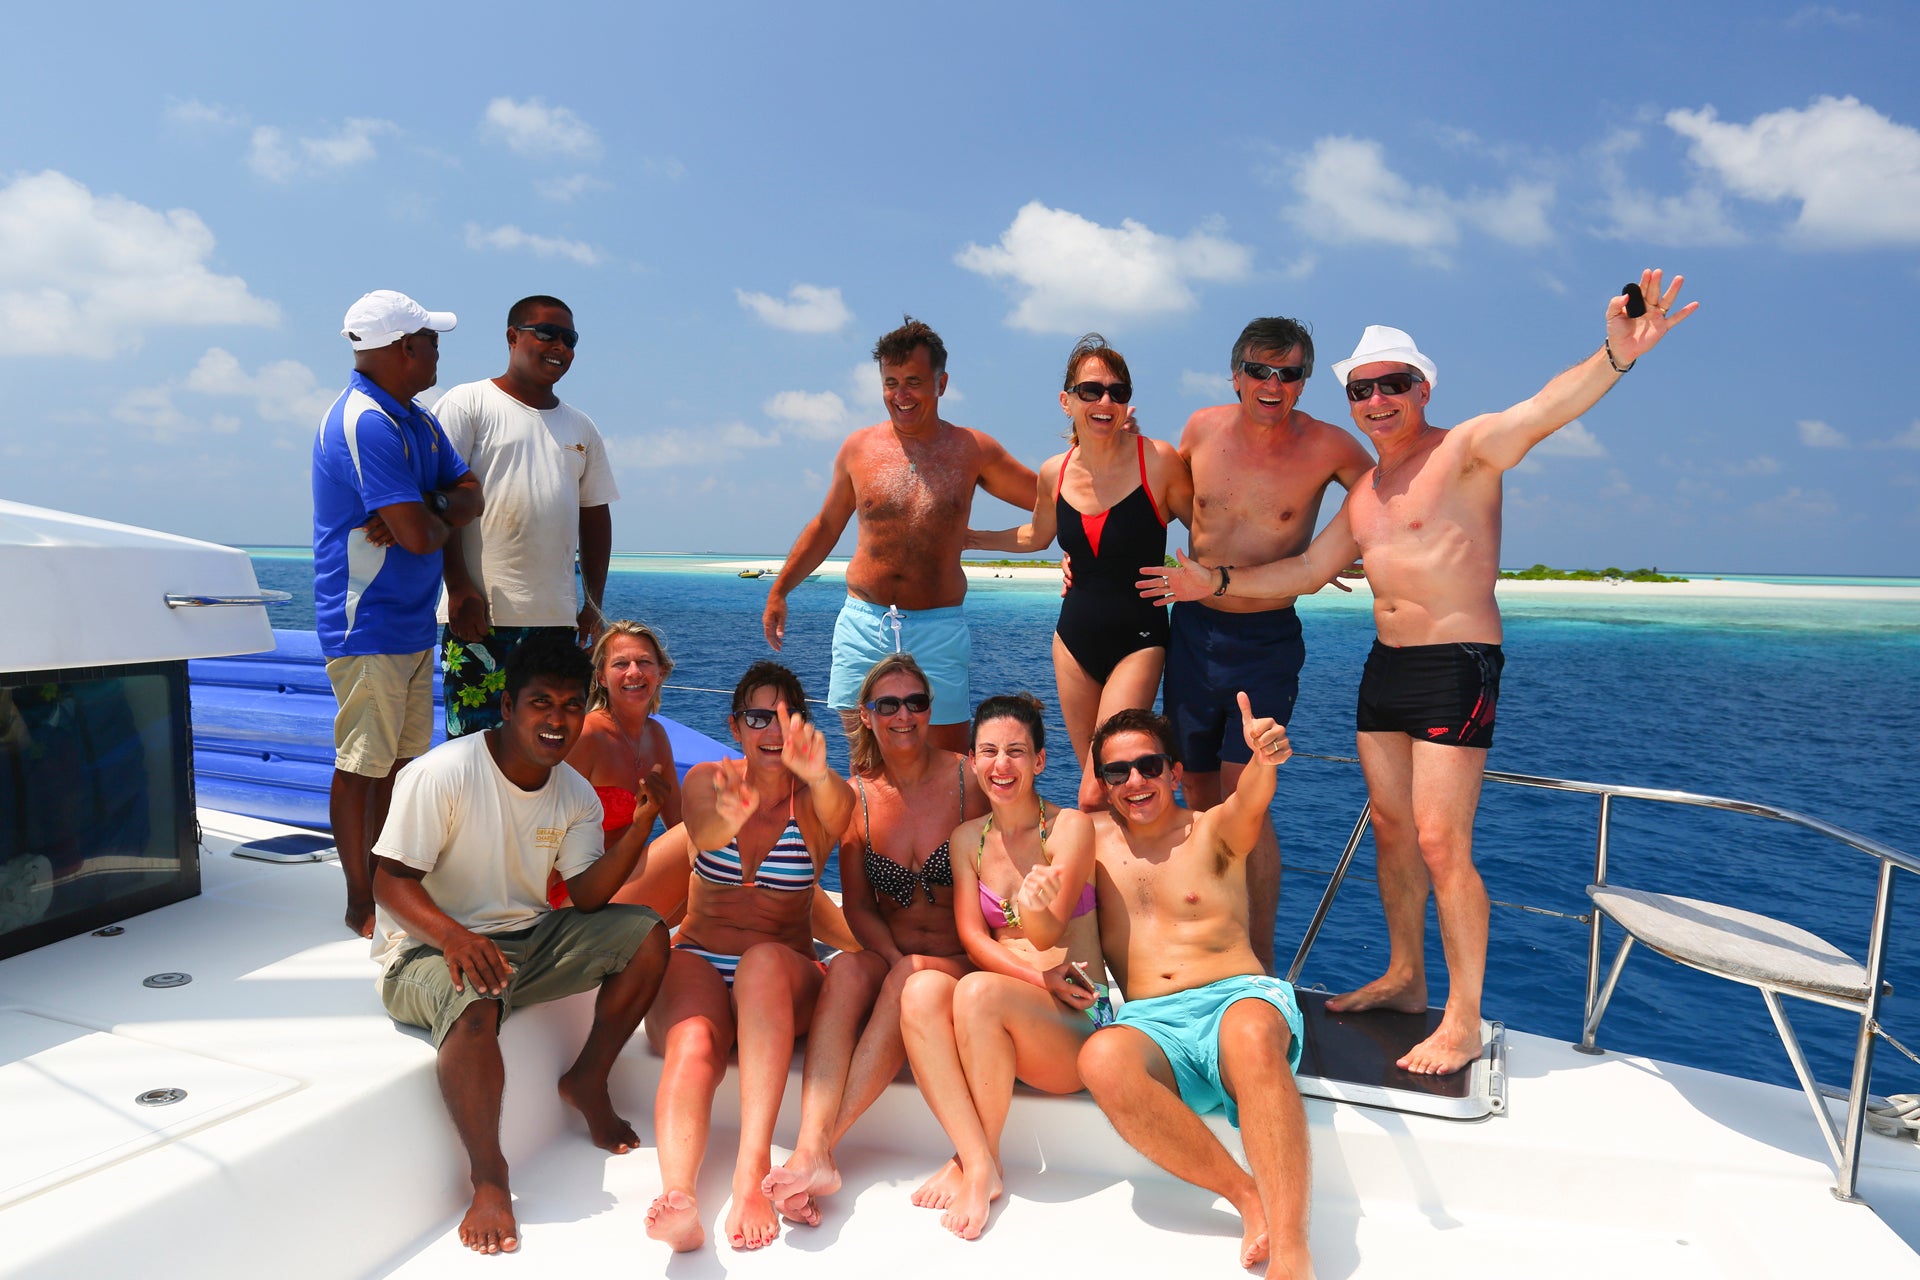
xmin=425 ymin=490 xmax=451 ymax=518
xmin=1213 ymin=564 xmax=1233 ymax=597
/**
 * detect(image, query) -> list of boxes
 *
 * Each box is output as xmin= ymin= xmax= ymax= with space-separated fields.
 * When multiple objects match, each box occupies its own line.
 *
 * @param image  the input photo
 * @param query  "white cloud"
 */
xmin=1533 ymin=419 xmax=1607 ymax=459
xmin=764 ymin=389 xmax=856 ymax=439
xmin=0 ymin=171 xmax=279 ymax=358
xmin=481 ymin=97 xmax=601 ymax=159
xmin=736 ymin=283 xmax=853 ymax=334
xmin=1797 ymin=418 xmax=1850 ymax=448
xmin=957 ymin=201 xmax=1251 ymax=333
xmin=464 ymin=223 xmax=603 ymax=267
xmin=1727 ymin=455 xmax=1783 ymax=476
xmin=1283 ymin=137 xmax=1555 ymax=258
xmin=247 ymin=118 xmax=396 ymax=182
xmin=1666 ymin=97 xmax=1920 ymax=247
xmin=607 ymin=422 xmax=780 ymax=469
xmin=1785 ymin=6 xmax=1863 ymax=28
xmin=166 ymin=98 xmax=244 ymax=130
xmin=536 ymin=173 xmax=611 ymax=203
xmin=1747 ymin=486 xmax=1839 ymax=520
xmin=1181 ymin=369 xmax=1230 ymax=399
xmin=1590 ymin=129 xmax=1745 ymax=246
xmin=112 ymin=348 xmax=333 ymax=441
xmin=1880 ymin=421 xmax=1920 ymax=450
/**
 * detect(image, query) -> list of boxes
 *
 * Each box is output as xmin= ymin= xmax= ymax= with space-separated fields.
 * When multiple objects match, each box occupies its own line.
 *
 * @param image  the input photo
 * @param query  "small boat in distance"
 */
xmin=738 ymin=568 xmax=766 ymax=578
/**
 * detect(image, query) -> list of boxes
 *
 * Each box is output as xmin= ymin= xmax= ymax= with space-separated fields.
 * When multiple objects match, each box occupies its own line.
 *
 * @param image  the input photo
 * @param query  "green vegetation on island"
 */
xmin=962 ymin=558 xmax=1061 ymax=568
xmin=1500 ymin=563 xmax=1687 ymax=583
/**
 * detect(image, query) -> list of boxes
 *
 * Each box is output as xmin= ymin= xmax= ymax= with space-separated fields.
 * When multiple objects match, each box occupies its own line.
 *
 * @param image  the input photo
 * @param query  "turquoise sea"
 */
xmin=251 ymin=552 xmax=1920 ymax=1098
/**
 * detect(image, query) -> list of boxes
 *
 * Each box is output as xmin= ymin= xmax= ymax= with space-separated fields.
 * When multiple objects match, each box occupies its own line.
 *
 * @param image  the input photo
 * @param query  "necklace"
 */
xmin=981 ymin=797 xmax=1050 ymax=929
xmin=1373 ymin=427 xmax=1435 ymax=491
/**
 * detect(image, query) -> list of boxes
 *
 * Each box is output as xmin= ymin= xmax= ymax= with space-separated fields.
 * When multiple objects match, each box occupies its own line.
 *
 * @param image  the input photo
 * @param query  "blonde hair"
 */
xmin=846 ymin=654 xmax=932 ymax=775
xmin=587 ymin=620 xmax=674 ymax=716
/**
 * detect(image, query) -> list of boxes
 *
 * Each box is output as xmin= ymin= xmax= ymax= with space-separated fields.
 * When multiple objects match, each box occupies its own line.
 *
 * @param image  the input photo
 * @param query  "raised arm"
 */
xmin=1139 ymin=504 xmax=1360 ymax=604
xmin=763 ymin=437 xmax=859 ymax=650
xmin=681 ymin=760 xmax=761 ymax=853
xmin=1208 ymin=693 xmax=1289 ymax=858
xmin=967 ymin=454 xmax=1061 ymax=553
xmin=1462 ymin=268 xmax=1698 ymax=474
xmin=782 ymin=704 xmax=855 ymax=842
xmin=1008 ymin=807 xmax=1095 ymax=951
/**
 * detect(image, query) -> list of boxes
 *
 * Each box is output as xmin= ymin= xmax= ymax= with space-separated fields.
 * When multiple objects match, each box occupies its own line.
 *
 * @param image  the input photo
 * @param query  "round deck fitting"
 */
xmin=143 ymin=972 xmax=192 ymax=988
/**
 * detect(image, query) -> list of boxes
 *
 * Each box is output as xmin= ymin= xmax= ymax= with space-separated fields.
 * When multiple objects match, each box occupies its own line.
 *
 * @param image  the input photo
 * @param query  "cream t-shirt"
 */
xmin=434 ymin=379 xmax=621 ymax=628
xmin=370 ymin=733 xmax=604 ymax=975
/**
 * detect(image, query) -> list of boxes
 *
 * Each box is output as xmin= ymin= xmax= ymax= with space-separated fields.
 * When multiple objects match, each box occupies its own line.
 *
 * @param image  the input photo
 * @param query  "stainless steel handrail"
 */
xmin=163 ymin=590 xmax=294 ymax=609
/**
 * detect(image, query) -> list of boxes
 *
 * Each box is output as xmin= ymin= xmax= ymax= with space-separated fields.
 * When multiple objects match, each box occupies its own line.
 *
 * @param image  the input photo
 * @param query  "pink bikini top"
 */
xmin=975 ymin=797 xmax=1095 ymax=929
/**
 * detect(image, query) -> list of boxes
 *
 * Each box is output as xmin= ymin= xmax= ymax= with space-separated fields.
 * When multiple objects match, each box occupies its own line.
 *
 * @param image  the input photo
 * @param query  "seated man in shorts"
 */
xmin=1078 ymin=701 xmax=1312 ymax=1278
xmin=371 ymin=632 xmax=671 ymax=1255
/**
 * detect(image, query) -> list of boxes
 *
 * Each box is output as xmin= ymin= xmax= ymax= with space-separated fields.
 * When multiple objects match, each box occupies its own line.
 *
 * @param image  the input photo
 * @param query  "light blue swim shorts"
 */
xmin=1112 ymin=973 xmax=1305 ymax=1128
xmin=828 ymin=597 xmax=972 ymax=726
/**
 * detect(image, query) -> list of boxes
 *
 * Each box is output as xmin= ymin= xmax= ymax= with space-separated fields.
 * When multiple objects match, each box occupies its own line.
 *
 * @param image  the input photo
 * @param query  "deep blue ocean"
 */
xmin=254 ymin=553 xmax=1920 ymax=1097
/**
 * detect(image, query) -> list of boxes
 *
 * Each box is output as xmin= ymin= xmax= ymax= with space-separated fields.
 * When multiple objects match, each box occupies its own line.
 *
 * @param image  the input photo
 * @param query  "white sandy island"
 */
xmin=704 ymin=559 xmax=1920 ymax=604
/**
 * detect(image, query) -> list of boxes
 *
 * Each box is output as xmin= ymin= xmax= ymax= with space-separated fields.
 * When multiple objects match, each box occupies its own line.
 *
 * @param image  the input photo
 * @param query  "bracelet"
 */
xmin=1605 ymin=337 xmax=1635 ymax=374
xmin=1213 ymin=564 xmax=1234 ymax=597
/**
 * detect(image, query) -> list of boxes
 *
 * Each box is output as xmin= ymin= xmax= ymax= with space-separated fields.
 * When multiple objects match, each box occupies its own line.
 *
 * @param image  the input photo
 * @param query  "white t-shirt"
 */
xmin=433 ymin=379 xmax=621 ymax=628
xmin=369 ymin=732 xmax=605 ymax=974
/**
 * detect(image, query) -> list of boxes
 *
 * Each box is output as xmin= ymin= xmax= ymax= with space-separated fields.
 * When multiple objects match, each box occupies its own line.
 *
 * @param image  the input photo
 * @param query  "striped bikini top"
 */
xmin=694 ymin=780 xmax=817 ymax=892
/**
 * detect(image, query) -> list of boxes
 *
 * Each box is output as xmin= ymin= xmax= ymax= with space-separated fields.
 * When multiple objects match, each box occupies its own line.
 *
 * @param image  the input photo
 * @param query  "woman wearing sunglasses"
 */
xmin=969 ymin=333 xmax=1193 ymax=810
xmin=763 ymin=654 xmax=988 ymax=1226
xmin=643 ymin=662 xmax=854 ymax=1254
xmin=899 ymin=693 xmax=1109 ymax=1241
xmin=560 ymin=620 xmax=686 ymax=918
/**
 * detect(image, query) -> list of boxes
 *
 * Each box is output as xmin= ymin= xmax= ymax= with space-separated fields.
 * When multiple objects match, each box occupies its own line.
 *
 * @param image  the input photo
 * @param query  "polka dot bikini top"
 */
xmin=859 ymin=761 xmax=962 ymax=908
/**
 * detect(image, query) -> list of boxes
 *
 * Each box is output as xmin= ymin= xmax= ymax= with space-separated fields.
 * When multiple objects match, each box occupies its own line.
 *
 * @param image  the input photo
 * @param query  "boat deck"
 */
xmin=3 ymin=811 xmax=1916 ymax=1278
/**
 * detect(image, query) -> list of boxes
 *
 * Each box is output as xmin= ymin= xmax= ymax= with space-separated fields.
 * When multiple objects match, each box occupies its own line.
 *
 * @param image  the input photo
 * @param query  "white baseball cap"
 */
xmin=341 ymin=290 xmax=457 ymax=351
xmin=1331 ymin=325 xmax=1438 ymax=389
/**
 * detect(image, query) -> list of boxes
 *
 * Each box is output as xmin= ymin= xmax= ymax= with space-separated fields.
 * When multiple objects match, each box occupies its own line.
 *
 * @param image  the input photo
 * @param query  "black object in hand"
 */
xmin=1622 ymin=283 xmax=1646 ymax=318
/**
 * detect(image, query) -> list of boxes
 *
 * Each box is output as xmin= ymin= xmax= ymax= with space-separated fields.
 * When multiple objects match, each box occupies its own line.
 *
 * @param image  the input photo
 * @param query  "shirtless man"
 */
xmin=1169 ymin=317 xmax=1373 ymax=970
xmin=1079 ymin=702 xmax=1311 ymax=1277
xmin=1141 ymin=270 xmax=1698 ymax=1075
xmin=763 ymin=317 xmax=1037 ymax=752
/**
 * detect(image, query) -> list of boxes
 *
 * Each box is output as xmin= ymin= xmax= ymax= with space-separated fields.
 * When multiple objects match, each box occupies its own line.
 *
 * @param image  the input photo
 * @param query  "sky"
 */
xmin=2 ymin=1 xmax=1917 ymax=574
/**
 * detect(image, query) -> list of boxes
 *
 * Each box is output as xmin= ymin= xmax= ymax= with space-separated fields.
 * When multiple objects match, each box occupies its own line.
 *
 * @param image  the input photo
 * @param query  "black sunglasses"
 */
xmin=1097 ymin=753 xmax=1173 ymax=786
xmin=736 ymin=707 xmax=795 ymax=730
xmin=1345 ymin=371 xmax=1423 ymax=402
xmin=514 ymin=322 xmax=580 ymax=350
xmin=1238 ymin=360 xmax=1306 ymax=384
xmin=1068 ymin=381 xmax=1133 ymax=405
xmin=865 ymin=693 xmax=932 ymax=716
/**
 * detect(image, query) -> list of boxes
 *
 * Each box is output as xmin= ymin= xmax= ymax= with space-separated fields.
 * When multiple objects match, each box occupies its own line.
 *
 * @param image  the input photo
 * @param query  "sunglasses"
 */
xmin=736 ymin=707 xmax=795 ymax=730
xmin=1345 ymin=372 xmax=1423 ymax=402
xmin=1238 ymin=360 xmax=1306 ymax=384
xmin=1097 ymin=753 xmax=1173 ymax=786
xmin=1068 ymin=381 xmax=1133 ymax=405
xmin=865 ymin=693 xmax=932 ymax=716
xmin=514 ymin=322 xmax=580 ymax=350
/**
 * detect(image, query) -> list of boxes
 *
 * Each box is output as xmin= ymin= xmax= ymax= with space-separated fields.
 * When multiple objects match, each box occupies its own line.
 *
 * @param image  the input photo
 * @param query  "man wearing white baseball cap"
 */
xmin=313 ymin=289 xmax=484 ymax=937
xmin=1141 ymin=270 xmax=1698 ymax=1075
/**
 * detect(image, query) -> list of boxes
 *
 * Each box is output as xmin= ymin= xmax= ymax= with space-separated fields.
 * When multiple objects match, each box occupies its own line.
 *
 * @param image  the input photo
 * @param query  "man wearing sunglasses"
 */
xmin=1164 ymin=317 xmax=1374 ymax=971
xmin=1141 ymin=270 xmax=1699 ymax=1076
xmin=433 ymin=295 xmax=620 ymax=737
xmin=763 ymin=317 xmax=1037 ymax=752
xmin=1078 ymin=699 xmax=1312 ymax=1277
xmin=315 ymin=289 xmax=483 ymax=938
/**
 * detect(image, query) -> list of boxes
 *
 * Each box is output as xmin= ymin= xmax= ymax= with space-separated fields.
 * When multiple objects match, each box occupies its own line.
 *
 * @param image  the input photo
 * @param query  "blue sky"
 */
xmin=3 ymin=1 xmax=1916 ymax=573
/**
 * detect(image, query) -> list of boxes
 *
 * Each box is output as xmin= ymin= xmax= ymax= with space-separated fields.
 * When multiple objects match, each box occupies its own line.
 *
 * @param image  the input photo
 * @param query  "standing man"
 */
xmin=1168 ymin=318 xmax=1373 ymax=971
xmin=436 ymin=295 xmax=619 ymax=737
xmin=762 ymin=317 xmax=1036 ymax=752
xmin=1142 ymin=270 xmax=1698 ymax=1074
xmin=313 ymin=289 xmax=481 ymax=937
xmin=1079 ymin=703 xmax=1311 ymax=1277
xmin=372 ymin=633 xmax=671 ymax=1255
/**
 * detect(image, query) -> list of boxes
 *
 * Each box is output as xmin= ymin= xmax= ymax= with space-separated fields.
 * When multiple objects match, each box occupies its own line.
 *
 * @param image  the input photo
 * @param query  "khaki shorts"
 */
xmin=326 ymin=651 xmax=435 ymax=776
xmin=382 ymin=905 xmax=662 ymax=1047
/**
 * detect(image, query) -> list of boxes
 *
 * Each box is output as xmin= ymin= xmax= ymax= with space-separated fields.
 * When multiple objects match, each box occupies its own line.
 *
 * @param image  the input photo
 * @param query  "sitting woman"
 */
xmin=763 ymin=654 xmax=987 ymax=1227
xmin=899 ymin=693 xmax=1109 ymax=1241
xmin=642 ymin=662 xmax=854 ymax=1254
xmin=969 ymin=333 xmax=1192 ymax=810
xmin=562 ymin=621 xmax=684 ymax=918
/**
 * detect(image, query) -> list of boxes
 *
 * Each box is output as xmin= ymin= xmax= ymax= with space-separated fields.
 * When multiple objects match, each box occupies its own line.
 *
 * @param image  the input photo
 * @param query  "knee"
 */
xmin=636 ymin=924 xmax=671 ymax=972
xmin=734 ymin=942 xmax=795 ymax=987
xmin=898 ymin=970 xmax=952 ymax=1029
xmin=1219 ymin=1001 xmax=1288 ymax=1069
xmin=442 ymin=999 xmax=501 ymax=1044
xmin=952 ymin=972 xmax=1011 ymax=1026
xmin=1412 ymin=823 xmax=1472 ymax=872
xmin=1076 ymin=1031 xmax=1129 ymax=1096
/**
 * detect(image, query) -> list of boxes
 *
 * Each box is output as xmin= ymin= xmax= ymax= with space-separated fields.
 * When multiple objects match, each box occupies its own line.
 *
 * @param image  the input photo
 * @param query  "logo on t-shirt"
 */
xmin=535 ymin=825 xmax=564 ymax=849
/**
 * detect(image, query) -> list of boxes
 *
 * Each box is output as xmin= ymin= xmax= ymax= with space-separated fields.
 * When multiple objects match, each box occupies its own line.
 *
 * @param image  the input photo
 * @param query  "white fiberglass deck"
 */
xmin=2 ymin=811 xmax=1916 ymax=1279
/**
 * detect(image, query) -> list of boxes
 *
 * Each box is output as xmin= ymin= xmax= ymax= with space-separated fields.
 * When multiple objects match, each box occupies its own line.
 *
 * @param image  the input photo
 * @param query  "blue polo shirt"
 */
xmin=311 ymin=372 xmax=469 ymax=658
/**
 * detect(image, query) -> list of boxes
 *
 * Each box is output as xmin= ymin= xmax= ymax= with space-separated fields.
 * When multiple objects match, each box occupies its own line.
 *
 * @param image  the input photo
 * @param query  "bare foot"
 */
xmin=1324 ymin=970 xmax=1426 ymax=1015
xmin=939 ymin=1163 xmax=1002 ymax=1241
xmin=458 ymin=1182 xmax=518 ymax=1254
xmin=726 ymin=1172 xmax=780 ymax=1250
xmin=1397 ymin=1012 xmax=1482 ymax=1075
xmin=344 ymin=902 xmax=374 ymax=938
xmin=1228 ymin=1186 xmax=1268 ymax=1269
xmin=646 ymin=1190 xmax=704 ymax=1252
xmin=763 ymin=1148 xmax=839 ymax=1225
xmin=557 ymin=1069 xmax=638 ymax=1153
xmin=911 ymin=1155 xmax=963 ymax=1209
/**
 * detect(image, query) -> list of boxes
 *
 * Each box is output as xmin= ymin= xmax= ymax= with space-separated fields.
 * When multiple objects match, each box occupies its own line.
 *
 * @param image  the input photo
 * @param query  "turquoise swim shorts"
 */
xmin=828 ymin=597 xmax=972 ymax=727
xmin=1112 ymin=973 xmax=1305 ymax=1127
